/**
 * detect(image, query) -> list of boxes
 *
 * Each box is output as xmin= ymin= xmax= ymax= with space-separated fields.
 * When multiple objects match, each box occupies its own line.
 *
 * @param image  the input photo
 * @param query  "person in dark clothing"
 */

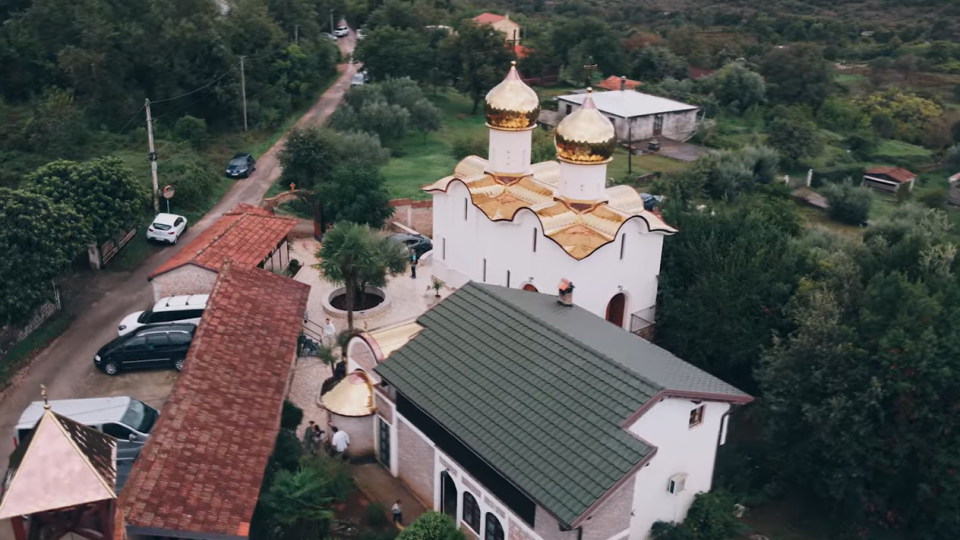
xmin=409 ymin=250 xmax=418 ymax=279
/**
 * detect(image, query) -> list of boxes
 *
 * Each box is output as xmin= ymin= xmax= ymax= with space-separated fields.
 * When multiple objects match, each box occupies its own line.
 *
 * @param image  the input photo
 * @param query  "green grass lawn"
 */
xmin=872 ymin=139 xmax=933 ymax=159
xmin=381 ymin=91 xmax=486 ymax=200
xmin=606 ymin=149 xmax=692 ymax=180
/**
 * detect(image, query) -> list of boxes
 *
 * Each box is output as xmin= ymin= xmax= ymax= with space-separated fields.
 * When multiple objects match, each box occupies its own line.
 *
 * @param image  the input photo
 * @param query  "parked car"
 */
xmin=94 ymin=323 xmax=197 ymax=376
xmin=225 ymin=152 xmax=256 ymax=178
xmin=639 ymin=193 xmax=664 ymax=211
xmin=146 ymin=213 xmax=187 ymax=244
xmin=118 ymin=294 xmax=209 ymax=336
xmin=350 ymin=73 xmax=365 ymax=87
xmin=14 ymin=396 xmax=159 ymax=446
xmin=388 ymin=233 xmax=433 ymax=257
xmin=334 ymin=25 xmax=349 ymax=37
xmin=356 ymin=28 xmax=365 ymax=40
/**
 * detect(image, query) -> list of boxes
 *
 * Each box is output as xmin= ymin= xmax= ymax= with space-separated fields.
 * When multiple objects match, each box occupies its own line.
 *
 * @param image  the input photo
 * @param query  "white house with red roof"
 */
xmin=473 ymin=13 xmax=521 ymax=43
xmin=146 ymin=203 xmax=296 ymax=301
xmin=862 ymin=166 xmax=917 ymax=193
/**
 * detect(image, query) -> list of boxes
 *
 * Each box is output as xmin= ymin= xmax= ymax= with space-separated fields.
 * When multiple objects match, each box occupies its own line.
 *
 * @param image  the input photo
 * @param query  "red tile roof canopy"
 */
xmin=120 ymin=264 xmax=310 ymax=539
xmin=148 ymin=203 xmax=296 ymax=280
xmin=864 ymin=166 xmax=916 ymax=183
xmin=596 ymin=76 xmax=641 ymax=91
xmin=473 ymin=12 xmax=507 ymax=24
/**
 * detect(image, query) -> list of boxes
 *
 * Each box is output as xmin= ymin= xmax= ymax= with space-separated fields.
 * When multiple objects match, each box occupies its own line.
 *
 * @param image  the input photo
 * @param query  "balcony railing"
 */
xmin=630 ymin=312 xmax=655 ymax=340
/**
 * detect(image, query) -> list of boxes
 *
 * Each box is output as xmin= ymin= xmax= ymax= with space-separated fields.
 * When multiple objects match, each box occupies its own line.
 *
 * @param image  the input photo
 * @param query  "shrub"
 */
xmin=281 ymin=400 xmax=304 ymax=430
xmin=946 ymin=144 xmax=960 ymax=171
xmin=360 ymin=531 xmax=399 ymax=540
xmin=822 ymin=180 xmax=872 ymax=225
xmin=650 ymin=491 xmax=746 ymax=540
xmin=919 ymin=188 xmax=947 ymax=209
xmin=173 ymin=115 xmax=208 ymax=147
xmin=270 ymin=428 xmax=303 ymax=472
xmin=157 ymin=152 xmax=217 ymax=210
xmin=396 ymin=512 xmax=464 ymax=540
xmin=451 ymin=134 xmax=487 ymax=160
xmin=366 ymin=502 xmax=388 ymax=528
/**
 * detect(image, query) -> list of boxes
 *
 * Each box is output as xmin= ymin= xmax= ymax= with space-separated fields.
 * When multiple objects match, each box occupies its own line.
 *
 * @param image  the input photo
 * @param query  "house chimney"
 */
xmin=620 ymin=76 xmax=626 ymax=91
xmin=557 ymin=279 xmax=574 ymax=307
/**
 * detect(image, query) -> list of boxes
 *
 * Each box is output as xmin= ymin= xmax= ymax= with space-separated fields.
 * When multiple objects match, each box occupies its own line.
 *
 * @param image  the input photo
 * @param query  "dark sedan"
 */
xmin=225 ymin=153 xmax=256 ymax=178
xmin=388 ymin=233 xmax=433 ymax=257
xmin=94 ymin=323 xmax=196 ymax=376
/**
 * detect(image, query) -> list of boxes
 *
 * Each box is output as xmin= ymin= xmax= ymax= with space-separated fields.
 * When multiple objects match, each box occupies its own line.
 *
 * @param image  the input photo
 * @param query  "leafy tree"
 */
xmin=265 ymin=463 xmax=338 ymax=539
xmin=650 ymin=491 xmax=747 ymax=540
xmin=355 ymin=27 xmax=433 ymax=82
xmin=317 ymin=160 xmax=394 ymax=228
xmin=757 ymin=208 xmax=960 ymax=536
xmin=657 ymin=195 xmax=801 ymax=390
xmin=27 ymin=157 xmax=147 ymax=242
xmin=357 ymin=100 xmax=410 ymax=142
xmin=380 ymin=77 xmax=425 ymax=110
xmin=409 ymin=99 xmax=442 ymax=143
xmin=19 ymin=88 xmax=88 ymax=158
xmin=765 ymin=108 xmax=822 ymax=168
xmin=549 ymin=17 xmax=626 ymax=81
xmin=157 ymin=153 xmax=218 ymax=210
xmin=759 ymin=44 xmax=833 ymax=107
xmin=173 ymin=115 xmax=208 ymax=147
xmin=857 ymin=89 xmax=942 ymax=143
xmin=344 ymin=84 xmax=386 ymax=110
xmin=0 ymin=188 xmax=86 ymax=325
xmin=278 ymin=127 xmax=343 ymax=191
xmin=741 ymin=145 xmax=780 ymax=185
xmin=629 ymin=47 xmax=687 ymax=83
xmin=365 ymin=0 xmax=425 ymax=30
xmin=397 ymin=511 xmax=465 ymax=540
xmin=440 ymin=22 xmax=513 ymax=114
xmin=952 ymin=120 xmax=960 ymax=145
xmin=316 ymin=222 xmax=407 ymax=330
xmin=821 ymin=180 xmax=872 ymax=225
xmin=946 ymin=144 xmax=960 ymax=171
xmin=451 ymin=133 xmax=487 ymax=160
xmin=280 ymin=400 xmax=304 ymax=431
xmin=700 ymin=63 xmax=765 ymax=114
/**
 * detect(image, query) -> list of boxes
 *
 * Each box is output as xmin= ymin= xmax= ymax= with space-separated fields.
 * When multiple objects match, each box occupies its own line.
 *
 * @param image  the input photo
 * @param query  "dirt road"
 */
xmin=0 ymin=34 xmax=357 ymax=464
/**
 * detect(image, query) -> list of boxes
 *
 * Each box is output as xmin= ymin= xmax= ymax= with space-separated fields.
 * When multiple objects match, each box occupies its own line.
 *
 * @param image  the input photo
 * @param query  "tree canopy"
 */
xmin=397 ymin=511 xmax=465 ymax=540
xmin=440 ymin=22 xmax=514 ymax=114
xmin=760 ymin=44 xmax=834 ymax=108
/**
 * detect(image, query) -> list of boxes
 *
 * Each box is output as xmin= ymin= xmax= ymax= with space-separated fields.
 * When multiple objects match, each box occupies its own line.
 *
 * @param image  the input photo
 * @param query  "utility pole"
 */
xmin=329 ymin=9 xmax=335 ymax=33
xmin=240 ymin=56 xmax=248 ymax=131
xmin=295 ymin=24 xmax=299 ymax=44
xmin=145 ymin=98 xmax=159 ymax=213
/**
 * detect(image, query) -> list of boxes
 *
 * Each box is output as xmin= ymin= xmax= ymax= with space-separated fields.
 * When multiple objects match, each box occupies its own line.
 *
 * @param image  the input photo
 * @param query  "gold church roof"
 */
xmin=554 ymin=88 xmax=617 ymax=164
xmin=423 ymin=156 xmax=676 ymax=261
xmin=485 ymin=62 xmax=541 ymax=131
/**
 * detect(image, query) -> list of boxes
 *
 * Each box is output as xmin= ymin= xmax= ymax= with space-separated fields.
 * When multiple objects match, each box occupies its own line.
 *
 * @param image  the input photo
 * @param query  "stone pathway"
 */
xmin=289 ymin=355 xmax=334 ymax=440
xmin=350 ymin=462 xmax=428 ymax=528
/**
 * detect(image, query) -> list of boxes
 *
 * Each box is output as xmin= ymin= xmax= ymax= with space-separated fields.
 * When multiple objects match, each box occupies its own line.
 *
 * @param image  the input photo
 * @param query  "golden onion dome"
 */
xmin=485 ymin=61 xmax=541 ymax=131
xmin=554 ymin=88 xmax=617 ymax=164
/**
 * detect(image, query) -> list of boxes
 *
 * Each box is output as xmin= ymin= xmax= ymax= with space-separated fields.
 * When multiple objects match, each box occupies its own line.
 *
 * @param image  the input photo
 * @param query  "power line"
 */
xmin=150 ymin=62 xmax=241 ymax=104
xmin=115 ymin=103 xmax=147 ymax=135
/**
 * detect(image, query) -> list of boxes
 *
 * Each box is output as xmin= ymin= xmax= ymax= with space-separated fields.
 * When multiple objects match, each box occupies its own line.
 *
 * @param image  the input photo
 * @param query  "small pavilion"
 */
xmin=0 ymin=390 xmax=117 ymax=540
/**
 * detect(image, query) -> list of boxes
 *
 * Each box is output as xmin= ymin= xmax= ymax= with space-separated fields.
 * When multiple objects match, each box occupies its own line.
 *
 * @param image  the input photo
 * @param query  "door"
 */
xmin=653 ymin=115 xmax=664 ymax=136
xmin=144 ymin=334 xmax=173 ymax=368
xmin=119 ymin=337 xmax=150 ymax=369
xmin=378 ymin=417 xmax=391 ymax=467
xmin=440 ymin=471 xmax=457 ymax=520
xmin=168 ymin=331 xmax=193 ymax=365
xmin=605 ymin=293 xmax=626 ymax=328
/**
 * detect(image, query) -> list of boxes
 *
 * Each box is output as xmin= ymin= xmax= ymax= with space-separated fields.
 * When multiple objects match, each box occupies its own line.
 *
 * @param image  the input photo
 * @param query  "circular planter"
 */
xmin=322 ymin=286 xmax=391 ymax=320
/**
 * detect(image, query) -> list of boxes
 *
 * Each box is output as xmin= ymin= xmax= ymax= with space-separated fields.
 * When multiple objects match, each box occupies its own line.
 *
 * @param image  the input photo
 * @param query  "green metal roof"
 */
xmin=375 ymin=282 xmax=749 ymax=526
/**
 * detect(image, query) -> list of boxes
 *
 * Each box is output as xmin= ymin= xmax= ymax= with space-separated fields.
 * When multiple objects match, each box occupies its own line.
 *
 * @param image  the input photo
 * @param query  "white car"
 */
xmin=118 ymin=294 xmax=209 ymax=336
xmin=356 ymin=29 xmax=365 ymax=40
xmin=350 ymin=73 xmax=365 ymax=87
xmin=146 ymin=213 xmax=187 ymax=244
xmin=334 ymin=25 xmax=349 ymax=37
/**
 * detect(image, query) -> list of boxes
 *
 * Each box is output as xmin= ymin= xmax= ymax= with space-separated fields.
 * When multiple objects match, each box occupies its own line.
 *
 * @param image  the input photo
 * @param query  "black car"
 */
xmin=225 ymin=153 xmax=256 ymax=178
xmin=94 ymin=323 xmax=196 ymax=376
xmin=388 ymin=233 xmax=433 ymax=257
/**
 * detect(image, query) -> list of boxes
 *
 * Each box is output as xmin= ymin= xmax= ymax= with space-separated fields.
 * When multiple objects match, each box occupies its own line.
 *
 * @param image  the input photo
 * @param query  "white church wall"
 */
xmin=433 ymin=178 xmax=664 ymax=327
xmin=626 ymin=399 xmax=730 ymax=540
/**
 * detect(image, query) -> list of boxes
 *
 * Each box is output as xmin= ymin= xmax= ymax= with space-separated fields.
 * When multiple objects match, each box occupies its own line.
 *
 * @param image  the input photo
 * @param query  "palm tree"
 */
xmin=316 ymin=222 xmax=408 ymax=331
xmin=266 ymin=467 xmax=336 ymax=540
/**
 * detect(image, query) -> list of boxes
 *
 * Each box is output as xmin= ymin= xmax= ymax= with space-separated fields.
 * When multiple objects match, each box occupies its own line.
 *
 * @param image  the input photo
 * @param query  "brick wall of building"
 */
xmin=462 ymin=524 xmax=479 ymax=540
xmin=580 ymin=472 xmax=636 ymax=540
xmin=510 ymin=519 xmax=537 ymax=540
xmin=151 ymin=266 xmax=217 ymax=301
xmin=533 ymin=506 xmax=578 ymax=540
xmin=398 ymin=418 xmax=436 ymax=507
xmin=389 ymin=199 xmax=433 ymax=238
xmin=374 ymin=392 xmax=393 ymax=424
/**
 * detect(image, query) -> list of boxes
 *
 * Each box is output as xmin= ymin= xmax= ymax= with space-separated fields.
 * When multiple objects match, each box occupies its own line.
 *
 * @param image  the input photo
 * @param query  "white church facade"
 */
xmin=426 ymin=62 xmax=676 ymax=332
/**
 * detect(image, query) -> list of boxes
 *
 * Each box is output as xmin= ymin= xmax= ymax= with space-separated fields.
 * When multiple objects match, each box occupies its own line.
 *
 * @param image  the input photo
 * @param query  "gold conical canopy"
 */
xmin=485 ymin=62 xmax=541 ymax=131
xmin=554 ymin=88 xmax=616 ymax=164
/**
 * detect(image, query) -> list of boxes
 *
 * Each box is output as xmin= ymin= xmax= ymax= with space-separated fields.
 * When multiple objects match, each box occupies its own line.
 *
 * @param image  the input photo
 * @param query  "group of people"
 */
xmin=302 ymin=420 xmax=351 ymax=459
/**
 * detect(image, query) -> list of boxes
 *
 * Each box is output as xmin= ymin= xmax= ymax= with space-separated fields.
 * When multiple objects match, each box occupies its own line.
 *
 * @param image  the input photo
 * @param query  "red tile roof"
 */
xmin=120 ymin=264 xmax=310 ymax=538
xmin=513 ymin=44 xmax=530 ymax=58
xmin=688 ymin=67 xmax=717 ymax=80
xmin=148 ymin=204 xmax=296 ymax=280
xmin=596 ymin=75 xmax=641 ymax=91
xmin=473 ymin=12 xmax=507 ymax=24
xmin=865 ymin=166 xmax=916 ymax=183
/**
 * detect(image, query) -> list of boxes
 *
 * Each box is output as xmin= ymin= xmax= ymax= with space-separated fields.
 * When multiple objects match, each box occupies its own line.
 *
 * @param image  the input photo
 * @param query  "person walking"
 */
xmin=323 ymin=317 xmax=337 ymax=347
xmin=302 ymin=421 xmax=316 ymax=453
xmin=330 ymin=426 xmax=350 ymax=460
xmin=310 ymin=424 xmax=325 ymax=455
xmin=409 ymin=249 xmax=418 ymax=279
xmin=391 ymin=500 xmax=403 ymax=526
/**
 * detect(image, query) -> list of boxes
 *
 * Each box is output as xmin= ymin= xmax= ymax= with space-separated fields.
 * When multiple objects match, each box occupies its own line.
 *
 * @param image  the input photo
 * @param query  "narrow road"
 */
xmin=0 ymin=34 xmax=357 ymax=464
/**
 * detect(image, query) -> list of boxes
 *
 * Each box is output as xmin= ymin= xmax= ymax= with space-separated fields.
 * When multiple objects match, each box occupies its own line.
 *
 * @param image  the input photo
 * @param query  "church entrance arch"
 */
xmin=522 ymin=283 xmax=538 ymax=292
xmin=605 ymin=293 xmax=626 ymax=328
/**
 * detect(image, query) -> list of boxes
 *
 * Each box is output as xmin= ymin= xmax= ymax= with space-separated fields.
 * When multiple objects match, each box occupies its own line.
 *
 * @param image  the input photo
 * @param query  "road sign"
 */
xmin=162 ymin=185 xmax=175 ymax=199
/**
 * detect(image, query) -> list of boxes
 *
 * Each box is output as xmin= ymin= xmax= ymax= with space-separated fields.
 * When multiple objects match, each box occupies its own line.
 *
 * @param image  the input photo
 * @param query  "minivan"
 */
xmin=118 ymin=294 xmax=208 ymax=336
xmin=14 ymin=396 xmax=159 ymax=447
xmin=95 ymin=323 xmax=197 ymax=375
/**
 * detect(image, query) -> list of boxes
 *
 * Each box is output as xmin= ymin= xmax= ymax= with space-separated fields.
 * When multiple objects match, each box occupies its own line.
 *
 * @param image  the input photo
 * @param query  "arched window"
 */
xmin=462 ymin=493 xmax=481 ymax=533
xmin=485 ymin=513 xmax=504 ymax=540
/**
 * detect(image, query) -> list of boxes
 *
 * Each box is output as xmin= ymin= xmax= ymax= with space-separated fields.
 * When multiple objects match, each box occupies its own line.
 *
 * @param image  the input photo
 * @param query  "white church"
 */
xmin=424 ymin=62 xmax=676 ymax=333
